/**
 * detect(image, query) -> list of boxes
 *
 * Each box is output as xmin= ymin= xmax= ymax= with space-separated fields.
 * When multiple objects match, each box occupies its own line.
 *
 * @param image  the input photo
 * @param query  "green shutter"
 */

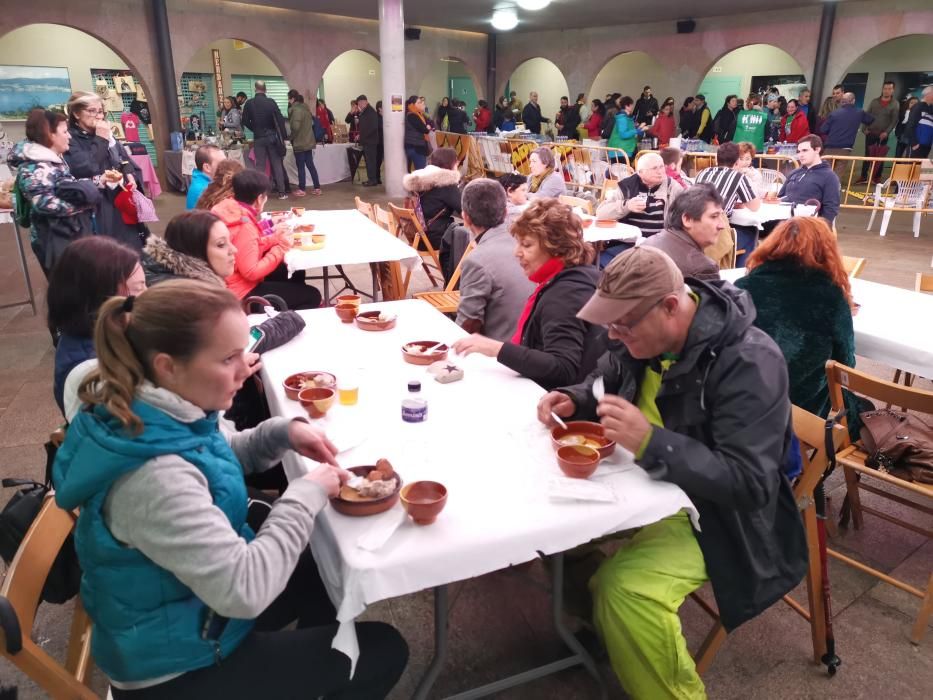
xmin=231 ymin=74 xmax=289 ymax=139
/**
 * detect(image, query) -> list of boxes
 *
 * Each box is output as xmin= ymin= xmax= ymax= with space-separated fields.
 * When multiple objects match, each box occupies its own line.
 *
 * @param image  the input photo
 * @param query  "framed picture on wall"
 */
xmin=110 ymin=122 xmax=125 ymax=140
xmin=0 ymin=65 xmax=73 ymax=120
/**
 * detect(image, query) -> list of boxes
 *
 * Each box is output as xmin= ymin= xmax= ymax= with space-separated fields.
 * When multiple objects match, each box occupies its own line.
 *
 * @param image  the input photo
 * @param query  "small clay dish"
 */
xmin=556 ymin=444 xmax=600 ymax=479
xmin=402 ymin=340 xmax=449 ymax=365
xmin=335 ymin=303 xmax=358 ymax=323
xmin=290 ymin=206 xmax=306 ymax=217
xmin=595 ymin=219 xmax=617 ymax=228
xmin=550 ymin=421 xmax=616 ymax=460
xmin=336 ymin=294 xmax=361 ymax=308
xmin=355 ymin=310 xmax=397 ymax=331
xmin=581 ymin=218 xmax=594 ymax=228
xmin=331 ymin=466 xmax=403 ymax=517
xmin=400 ymin=481 xmax=447 ymax=525
xmin=311 ymin=233 xmax=326 ymax=244
xmin=293 ymin=223 xmax=315 ymax=233
xmin=283 ymin=371 xmax=337 ymax=400
xmin=298 ymin=387 xmax=336 ymax=418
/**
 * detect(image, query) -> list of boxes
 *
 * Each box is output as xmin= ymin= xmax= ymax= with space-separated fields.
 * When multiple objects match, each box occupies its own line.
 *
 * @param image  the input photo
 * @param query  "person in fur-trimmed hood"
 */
xmin=142 ymin=211 xmax=234 ymax=288
xmin=401 ymin=147 xmax=462 ymax=248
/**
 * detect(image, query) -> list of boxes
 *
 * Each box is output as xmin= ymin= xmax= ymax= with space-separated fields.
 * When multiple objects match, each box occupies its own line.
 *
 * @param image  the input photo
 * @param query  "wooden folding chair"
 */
xmin=388 ymin=202 xmax=442 ymax=290
xmin=842 ymin=256 xmax=866 ymax=278
xmin=1 ymin=495 xmax=98 ymax=698
xmin=354 ymin=196 xmax=375 ymax=222
xmin=558 ymin=194 xmax=594 ymax=215
xmin=825 ymin=360 xmax=933 ymax=644
xmin=916 ymin=273 xmax=933 ymax=293
xmin=372 ymin=203 xmax=394 ymax=233
xmin=691 ymin=405 xmax=847 ymax=673
xmin=414 ymin=240 xmax=476 ymax=313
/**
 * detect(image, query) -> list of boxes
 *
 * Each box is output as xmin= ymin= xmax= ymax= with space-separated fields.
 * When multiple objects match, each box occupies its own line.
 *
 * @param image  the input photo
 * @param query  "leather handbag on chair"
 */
xmin=859 ymin=409 xmax=933 ymax=484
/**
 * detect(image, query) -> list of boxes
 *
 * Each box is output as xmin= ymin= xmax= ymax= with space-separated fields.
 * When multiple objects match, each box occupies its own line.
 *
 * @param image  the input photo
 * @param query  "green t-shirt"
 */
xmin=733 ymin=109 xmax=767 ymax=151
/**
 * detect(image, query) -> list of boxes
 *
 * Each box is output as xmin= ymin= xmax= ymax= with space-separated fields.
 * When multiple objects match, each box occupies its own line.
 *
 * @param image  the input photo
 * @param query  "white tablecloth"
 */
xmin=580 ymin=215 xmax=642 ymax=244
xmin=260 ymin=299 xmax=697 ymax=670
xmin=284 ymin=143 xmax=353 ymax=186
xmin=729 ymin=202 xmax=817 ymax=228
xmin=283 ymin=210 xmax=420 ymax=277
xmin=722 ymin=269 xmax=933 ymax=378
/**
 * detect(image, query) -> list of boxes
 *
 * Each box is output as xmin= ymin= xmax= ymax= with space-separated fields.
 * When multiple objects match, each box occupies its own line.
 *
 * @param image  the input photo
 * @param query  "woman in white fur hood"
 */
xmin=401 ymin=147 xmax=462 ymax=248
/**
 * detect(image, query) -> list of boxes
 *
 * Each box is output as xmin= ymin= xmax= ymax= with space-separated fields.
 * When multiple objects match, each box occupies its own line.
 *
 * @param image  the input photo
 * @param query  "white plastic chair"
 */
xmin=866 ymin=179 xmax=930 ymax=238
xmin=759 ymin=168 xmax=786 ymax=189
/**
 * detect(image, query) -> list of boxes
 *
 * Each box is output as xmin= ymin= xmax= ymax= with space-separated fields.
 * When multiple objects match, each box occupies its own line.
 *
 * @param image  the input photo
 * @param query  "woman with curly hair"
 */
xmin=196 ymin=158 xmax=245 ymax=210
xmin=734 ymin=215 xmax=855 ymax=419
xmin=453 ymin=199 xmax=605 ymax=389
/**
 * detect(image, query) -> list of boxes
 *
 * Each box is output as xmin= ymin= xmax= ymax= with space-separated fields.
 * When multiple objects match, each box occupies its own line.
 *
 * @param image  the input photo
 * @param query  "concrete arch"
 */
xmin=175 ymin=37 xmax=290 ymax=88
xmin=831 ymin=32 xmax=933 ymax=96
xmin=415 ymin=55 xmax=485 ymax=110
xmin=587 ymin=51 xmax=673 ymax=104
xmin=695 ymin=43 xmax=809 ymax=97
xmin=501 ymin=56 xmax=571 ymax=123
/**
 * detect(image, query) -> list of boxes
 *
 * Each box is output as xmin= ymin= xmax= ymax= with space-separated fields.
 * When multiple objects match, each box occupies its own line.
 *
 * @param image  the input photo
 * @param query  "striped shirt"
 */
xmin=621 ymin=182 xmax=666 ymax=238
xmin=696 ymin=167 xmax=756 ymax=215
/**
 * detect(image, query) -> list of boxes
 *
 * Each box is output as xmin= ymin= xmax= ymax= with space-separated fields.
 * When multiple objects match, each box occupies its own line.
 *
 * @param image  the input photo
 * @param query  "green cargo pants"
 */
xmin=590 ymin=511 xmax=708 ymax=700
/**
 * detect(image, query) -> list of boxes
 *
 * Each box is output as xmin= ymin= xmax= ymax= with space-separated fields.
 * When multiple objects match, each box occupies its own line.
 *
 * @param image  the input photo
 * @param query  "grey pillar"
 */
xmin=487 ymin=33 xmax=497 ymax=104
xmin=151 ymin=0 xmax=180 ymax=147
xmin=379 ymin=0 xmax=406 ymax=198
xmin=810 ymin=1 xmax=837 ymax=129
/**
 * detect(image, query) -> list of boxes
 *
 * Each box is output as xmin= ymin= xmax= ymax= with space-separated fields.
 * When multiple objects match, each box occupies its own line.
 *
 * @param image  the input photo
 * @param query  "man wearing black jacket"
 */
xmin=242 ymin=81 xmax=288 ymax=198
xmin=356 ymin=94 xmax=380 ymax=186
xmin=538 ymin=246 xmax=807 ymax=699
xmin=521 ymin=91 xmax=550 ymax=135
xmin=633 ymin=86 xmax=659 ymax=125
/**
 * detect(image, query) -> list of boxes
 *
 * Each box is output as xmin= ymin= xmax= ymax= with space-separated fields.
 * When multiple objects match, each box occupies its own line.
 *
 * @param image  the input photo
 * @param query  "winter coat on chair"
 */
xmin=8 ymin=140 xmax=98 ymax=274
xmin=402 ymin=164 xmax=462 ymax=249
xmin=64 ymin=125 xmax=146 ymax=251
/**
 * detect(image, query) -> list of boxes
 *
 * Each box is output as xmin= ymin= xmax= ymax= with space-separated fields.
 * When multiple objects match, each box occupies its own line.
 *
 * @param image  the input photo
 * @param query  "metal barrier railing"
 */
xmin=820 ymin=155 xmax=933 ymax=214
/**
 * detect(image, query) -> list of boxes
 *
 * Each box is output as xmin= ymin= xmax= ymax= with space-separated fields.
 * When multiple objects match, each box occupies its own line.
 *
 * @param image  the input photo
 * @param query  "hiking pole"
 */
xmin=815 ymin=481 xmax=842 ymax=675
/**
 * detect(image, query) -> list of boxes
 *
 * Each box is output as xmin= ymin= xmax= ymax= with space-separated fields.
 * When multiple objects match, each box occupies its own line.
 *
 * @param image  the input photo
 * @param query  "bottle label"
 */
xmin=401 ymin=398 xmax=428 ymax=423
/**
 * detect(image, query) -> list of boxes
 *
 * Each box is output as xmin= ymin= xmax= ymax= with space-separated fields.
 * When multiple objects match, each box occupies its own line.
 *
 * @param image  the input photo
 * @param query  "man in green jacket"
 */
xmin=732 ymin=94 xmax=768 ymax=151
xmin=287 ymin=89 xmax=321 ymax=196
xmin=859 ymin=80 xmax=900 ymax=183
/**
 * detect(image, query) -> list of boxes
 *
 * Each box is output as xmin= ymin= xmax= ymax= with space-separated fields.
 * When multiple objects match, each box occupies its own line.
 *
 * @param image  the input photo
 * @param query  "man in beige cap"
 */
xmin=537 ymin=246 xmax=806 ymax=699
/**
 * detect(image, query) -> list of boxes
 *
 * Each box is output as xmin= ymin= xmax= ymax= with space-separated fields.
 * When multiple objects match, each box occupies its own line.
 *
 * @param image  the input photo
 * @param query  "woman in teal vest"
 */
xmin=607 ymin=96 xmax=644 ymax=161
xmin=53 ymin=279 xmax=408 ymax=698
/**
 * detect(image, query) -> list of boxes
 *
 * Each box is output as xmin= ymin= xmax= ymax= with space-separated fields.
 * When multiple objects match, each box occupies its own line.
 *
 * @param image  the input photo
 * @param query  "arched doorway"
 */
xmin=318 ymin=50 xmax=381 ymax=127
xmin=589 ymin=52 xmax=673 ymax=106
xmin=697 ymin=44 xmax=807 ymax=116
xmin=837 ymin=34 xmax=933 ymax=109
xmin=0 ymin=23 xmax=158 ymax=164
xmin=418 ymin=57 xmax=482 ymax=125
xmin=505 ymin=57 xmax=570 ymax=130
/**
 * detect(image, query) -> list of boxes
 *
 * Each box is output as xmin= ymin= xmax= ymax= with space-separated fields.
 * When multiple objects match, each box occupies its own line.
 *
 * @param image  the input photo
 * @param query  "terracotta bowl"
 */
xmin=331 ymin=466 xmax=402 ymax=517
xmin=298 ymin=387 xmax=336 ymax=418
xmin=335 ymin=303 xmax=358 ymax=323
xmin=400 ymin=481 xmax=447 ymax=525
xmin=290 ymin=206 xmax=306 ymax=217
xmin=595 ymin=219 xmax=617 ymax=228
xmin=355 ymin=310 xmax=397 ymax=331
xmin=556 ymin=444 xmax=600 ymax=479
xmin=581 ymin=218 xmax=594 ymax=228
xmin=293 ymin=223 xmax=315 ymax=233
xmin=550 ymin=421 xmax=616 ymax=460
xmin=336 ymin=294 xmax=361 ymax=308
xmin=402 ymin=340 xmax=449 ymax=365
xmin=283 ymin=371 xmax=337 ymax=400
xmin=311 ymin=233 xmax=326 ymax=244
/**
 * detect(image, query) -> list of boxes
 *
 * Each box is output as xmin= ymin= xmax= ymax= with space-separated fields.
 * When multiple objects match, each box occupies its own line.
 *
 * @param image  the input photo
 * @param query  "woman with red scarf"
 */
xmin=452 ymin=199 xmax=605 ymax=389
xmin=315 ymin=99 xmax=335 ymax=143
xmin=404 ymin=95 xmax=432 ymax=170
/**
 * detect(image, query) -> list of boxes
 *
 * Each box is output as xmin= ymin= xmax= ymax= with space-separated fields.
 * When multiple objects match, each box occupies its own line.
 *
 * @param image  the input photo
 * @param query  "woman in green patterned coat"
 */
xmin=735 ymin=216 xmax=855 ymax=420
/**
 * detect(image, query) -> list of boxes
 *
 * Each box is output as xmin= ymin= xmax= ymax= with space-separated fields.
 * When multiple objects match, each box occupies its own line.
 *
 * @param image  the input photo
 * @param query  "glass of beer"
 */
xmin=338 ymin=374 xmax=359 ymax=406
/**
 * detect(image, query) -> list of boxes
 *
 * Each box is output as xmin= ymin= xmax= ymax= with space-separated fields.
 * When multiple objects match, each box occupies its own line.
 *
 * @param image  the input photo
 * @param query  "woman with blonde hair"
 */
xmin=53 ymin=279 xmax=408 ymax=698
xmin=735 ymin=216 xmax=855 ymax=420
xmin=196 ymin=158 xmax=245 ymax=210
xmin=453 ymin=199 xmax=604 ymax=389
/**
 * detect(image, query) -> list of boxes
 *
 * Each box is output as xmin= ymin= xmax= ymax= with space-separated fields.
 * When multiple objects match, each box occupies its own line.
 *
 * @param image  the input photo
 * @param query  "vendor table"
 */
xmin=282 ymin=143 xmax=354 ymax=186
xmin=283 ymin=209 xmax=420 ymax=303
xmin=721 ymin=269 xmax=933 ymax=378
xmin=162 ymin=148 xmax=247 ymax=193
xmin=728 ymin=202 xmax=818 ymax=228
xmin=260 ymin=299 xmax=697 ymax=698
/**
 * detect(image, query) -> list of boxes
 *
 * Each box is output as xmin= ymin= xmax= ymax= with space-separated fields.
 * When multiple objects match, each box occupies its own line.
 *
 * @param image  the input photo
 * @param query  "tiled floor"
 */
xmin=1 ymin=181 xmax=931 ymax=698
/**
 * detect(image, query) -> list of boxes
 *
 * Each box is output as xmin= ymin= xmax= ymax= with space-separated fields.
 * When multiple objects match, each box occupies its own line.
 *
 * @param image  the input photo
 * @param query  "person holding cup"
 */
xmin=64 ymin=90 xmax=148 ymax=251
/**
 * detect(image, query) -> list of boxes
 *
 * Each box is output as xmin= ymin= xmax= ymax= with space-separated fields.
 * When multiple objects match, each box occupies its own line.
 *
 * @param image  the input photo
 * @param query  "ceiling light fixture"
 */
xmin=491 ymin=8 xmax=519 ymax=31
xmin=517 ymin=0 xmax=550 ymax=9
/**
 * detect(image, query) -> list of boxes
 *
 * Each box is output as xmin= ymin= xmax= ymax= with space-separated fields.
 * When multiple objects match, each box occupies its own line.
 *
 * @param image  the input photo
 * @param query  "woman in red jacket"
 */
xmin=585 ymin=99 xmax=604 ymax=139
xmin=315 ymin=99 xmax=334 ymax=143
xmin=211 ymin=169 xmax=321 ymax=309
xmin=780 ymin=99 xmax=810 ymax=143
xmin=647 ymin=98 xmax=676 ymax=147
xmin=473 ymin=100 xmax=493 ymax=133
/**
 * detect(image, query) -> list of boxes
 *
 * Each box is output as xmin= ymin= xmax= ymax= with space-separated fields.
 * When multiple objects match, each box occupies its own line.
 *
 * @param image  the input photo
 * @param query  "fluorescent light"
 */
xmin=491 ymin=8 xmax=519 ymax=30
xmin=517 ymin=0 xmax=550 ymax=9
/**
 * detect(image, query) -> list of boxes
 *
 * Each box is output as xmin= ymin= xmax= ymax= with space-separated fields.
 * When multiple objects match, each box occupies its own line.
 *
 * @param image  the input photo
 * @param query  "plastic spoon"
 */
xmin=592 ymin=376 xmax=605 ymax=402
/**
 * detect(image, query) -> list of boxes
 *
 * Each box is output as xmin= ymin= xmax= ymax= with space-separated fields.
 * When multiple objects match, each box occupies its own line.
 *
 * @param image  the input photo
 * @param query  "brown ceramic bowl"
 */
xmin=595 ymin=219 xmax=617 ymax=228
xmin=311 ymin=233 xmax=326 ymax=244
xmin=283 ymin=371 xmax=337 ymax=400
xmin=298 ymin=387 xmax=336 ymax=418
xmin=336 ymin=294 xmax=361 ymax=308
xmin=581 ymin=218 xmax=594 ymax=228
xmin=335 ymin=303 xmax=358 ymax=323
xmin=402 ymin=340 xmax=449 ymax=365
xmin=331 ymin=466 xmax=403 ymax=517
xmin=400 ymin=481 xmax=447 ymax=525
xmin=290 ymin=206 xmax=306 ymax=217
xmin=550 ymin=421 xmax=616 ymax=460
xmin=355 ymin=310 xmax=397 ymax=331
xmin=556 ymin=444 xmax=601 ymax=479
xmin=293 ymin=223 xmax=315 ymax=233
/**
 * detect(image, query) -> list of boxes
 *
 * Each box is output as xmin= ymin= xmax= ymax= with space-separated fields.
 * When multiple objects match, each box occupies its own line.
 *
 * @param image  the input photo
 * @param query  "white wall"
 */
xmin=507 ymin=58 xmax=569 ymax=126
xmin=700 ymin=44 xmax=806 ymax=100
xmin=589 ymin=52 xmax=675 ymax=106
xmin=320 ymin=50 xmax=381 ymax=118
xmin=418 ymin=59 xmax=479 ymax=113
xmin=0 ymin=23 xmax=128 ymax=141
xmin=183 ymin=39 xmax=282 ymax=98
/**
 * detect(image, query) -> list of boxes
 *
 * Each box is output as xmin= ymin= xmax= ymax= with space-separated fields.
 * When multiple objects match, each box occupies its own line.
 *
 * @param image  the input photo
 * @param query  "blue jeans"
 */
xmin=294 ymin=149 xmax=320 ymax=190
xmin=406 ymin=147 xmax=427 ymax=171
xmin=733 ymin=224 xmax=759 ymax=268
xmin=599 ymin=241 xmax=635 ymax=268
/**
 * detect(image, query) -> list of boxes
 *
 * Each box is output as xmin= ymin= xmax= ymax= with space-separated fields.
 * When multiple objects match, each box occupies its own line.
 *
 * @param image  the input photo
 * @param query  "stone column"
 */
xmin=379 ymin=0 xmax=406 ymax=197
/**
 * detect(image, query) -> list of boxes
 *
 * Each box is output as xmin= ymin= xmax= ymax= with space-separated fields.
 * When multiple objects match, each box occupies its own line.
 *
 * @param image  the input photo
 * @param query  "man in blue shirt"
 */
xmin=820 ymin=93 xmax=873 ymax=185
xmin=780 ymin=134 xmax=841 ymax=223
xmin=185 ymin=144 xmax=225 ymax=209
